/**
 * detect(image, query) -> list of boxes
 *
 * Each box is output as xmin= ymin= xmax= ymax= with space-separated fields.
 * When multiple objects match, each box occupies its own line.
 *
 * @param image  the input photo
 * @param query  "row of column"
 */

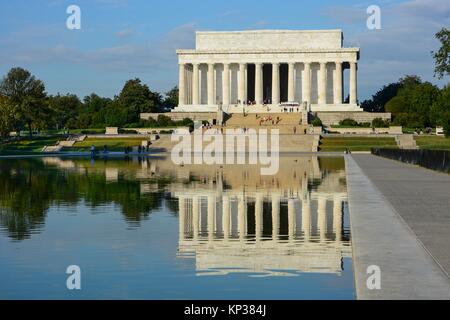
xmin=179 ymin=194 xmax=343 ymax=242
xmin=179 ymin=62 xmax=357 ymax=106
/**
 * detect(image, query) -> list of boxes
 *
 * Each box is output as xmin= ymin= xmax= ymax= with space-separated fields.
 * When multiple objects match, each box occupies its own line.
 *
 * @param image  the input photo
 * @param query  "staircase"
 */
xmin=223 ymin=113 xmax=309 ymax=134
xmin=224 ymin=113 xmax=301 ymax=127
xmin=150 ymin=132 xmax=317 ymax=153
xmin=42 ymin=135 xmax=86 ymax=152
xmin=395 ymin=134 xmax=418 ymax=149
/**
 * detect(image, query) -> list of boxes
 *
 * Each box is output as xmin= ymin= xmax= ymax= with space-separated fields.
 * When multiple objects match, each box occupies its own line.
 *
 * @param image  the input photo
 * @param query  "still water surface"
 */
xmin=0 ymin=156 xmax=354 ymax=299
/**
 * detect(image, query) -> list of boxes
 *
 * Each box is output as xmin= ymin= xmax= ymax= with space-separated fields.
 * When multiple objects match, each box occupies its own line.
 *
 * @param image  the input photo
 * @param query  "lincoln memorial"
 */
xmin=174 ymin=29 xmax=362 ymax=113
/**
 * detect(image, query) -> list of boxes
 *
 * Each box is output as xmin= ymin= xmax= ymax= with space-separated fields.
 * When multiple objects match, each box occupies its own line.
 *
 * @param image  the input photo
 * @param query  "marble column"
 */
xmin=302 ymin=62 xmax=311 ymax=104
xmin=192 ymin=63 xmax=199 ymax=105
xmin=271 ymin=63 xmax=280 ymax=105
xmin=222 ymin=195 xmax=230 ymax=239
xmin=255 ymin=194 xmax=263 ymax=240
xmin=192 ymin=196 xmax=199 ymax=240
xmin=189 ymin=67 xmax=193 ymax=104
xmin=334 ymin=61 xmax=343 ymax=104
xmin=318 ymin=196 xmax=327 ymax=242
xmin=178 ymin=64 xmax=186 ymax=105
xmin=288 ymin=63 xmax=295 ymax=102
xmin=179 ymin=197 xmax=186 ymax=240
xmin=207 ymin=195 xmax=215 ymax=241
xmin=207 ymin=63 xmax=215 ymax=105
xmin=288 ymin=199 xmax=296 ymax=239
xmin=238 ymin=63 xmax=246 ymax=104
xmin=255 ymin=63 xmax=263 ymax=104
xmin=318 ymin=62 xmax=327 ymax=104
xmin=301 ymin=197 xmax=311 ymax=241
xmin=222 ymin=63 xmax=230 ymax=106
xmin=350 ymin=62 xmax=357 ymax=104
xmin=333 ymin=197 xmax=342 ymax=243
xmin=238 ymin=196 xmax=247 ymax=240
xmin=271 ymin=194 xmax=280 ymax=239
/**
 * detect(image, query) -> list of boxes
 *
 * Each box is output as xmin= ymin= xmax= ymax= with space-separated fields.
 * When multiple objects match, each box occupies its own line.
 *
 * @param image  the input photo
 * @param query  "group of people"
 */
xmin=257 ymin=114 xmax=280 ymax=126
xmin=124 ymin=145 xmax=149 ymax=154
xmin=89 ymin=144 xmax=150 ymax=157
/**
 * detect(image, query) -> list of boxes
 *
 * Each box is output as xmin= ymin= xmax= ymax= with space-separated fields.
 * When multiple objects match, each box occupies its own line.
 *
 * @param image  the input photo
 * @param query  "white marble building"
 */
xmin=174 ymin=29 xmax=362 ymax=113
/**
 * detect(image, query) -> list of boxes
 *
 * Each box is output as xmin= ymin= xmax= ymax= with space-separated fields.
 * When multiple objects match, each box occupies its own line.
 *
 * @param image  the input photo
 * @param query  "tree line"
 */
xmin=0 ymin=67 xmax=179 ymax=138
xmin=0 ymin=27 xmax=448 ymax=138
xmin=361 ymin=75 xmax=449 ymax=130
xmin=0 ymin=158 xmax=177 ymax=240
xmin=360 ymin=27 xmax=449 ymax=130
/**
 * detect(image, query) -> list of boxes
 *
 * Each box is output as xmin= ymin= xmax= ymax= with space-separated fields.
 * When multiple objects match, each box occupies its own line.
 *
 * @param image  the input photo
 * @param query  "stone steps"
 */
xmin=224 ymin=113 xmax=302 ymax=126
xmin=150 ymin=133 xmax=317 ymax=153
xmin=395 ymin=134 xmax=418 ymax=149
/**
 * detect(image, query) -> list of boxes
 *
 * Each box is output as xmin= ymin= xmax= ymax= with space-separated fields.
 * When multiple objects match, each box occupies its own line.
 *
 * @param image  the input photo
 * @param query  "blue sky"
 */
xmin=0 ymin=0 xmax=448 ymax=100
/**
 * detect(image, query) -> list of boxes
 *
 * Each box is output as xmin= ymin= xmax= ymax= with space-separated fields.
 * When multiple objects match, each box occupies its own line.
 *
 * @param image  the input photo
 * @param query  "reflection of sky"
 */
xmin=0 ymin=158 xmax=355 ymax=299
xmin=0 ymin=202 xmax=354 ymax=299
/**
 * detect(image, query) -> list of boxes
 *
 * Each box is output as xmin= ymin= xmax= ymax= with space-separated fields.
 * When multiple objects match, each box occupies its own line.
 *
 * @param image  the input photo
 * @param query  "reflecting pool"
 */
xmin=0 ymin=156 xmax=354 ymax=299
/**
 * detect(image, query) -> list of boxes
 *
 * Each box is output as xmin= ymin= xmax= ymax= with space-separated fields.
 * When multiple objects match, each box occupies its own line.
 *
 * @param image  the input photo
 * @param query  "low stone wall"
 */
xmin=140 ymin=112 xmax=217 ymax=122
xmin=372 ymin=148 xmax=450 ymax=173
xmin=128 ymin=127 xmax=189 ymax=134
xmin=105 ymin=127 xmax=119 ymax=135
xmin=316 ymin=111 xmax=391 ymax=126
xmin=327 ymin=126 xmax=401 ymax=134
xmin=58 ymin=140 xmax=76 ymax=147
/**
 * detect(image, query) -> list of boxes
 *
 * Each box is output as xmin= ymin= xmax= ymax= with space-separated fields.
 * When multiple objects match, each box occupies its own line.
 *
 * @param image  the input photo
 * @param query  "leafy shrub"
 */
xmin=443 ymin=117 xmax=450 ymax=138
xmin=118 ymin=129 xmax=138 ymax=134
xmin=157 ymin=115 xmax=175 ymax=127
xmin=311 ymin=117 xmax=322 ymax=126
xmin=339 ymin=118 xmax=358 ymax=126
xmin=81 ymin=129 xmax=105 ymax=134
xmin=372 ymin=118 xmax=390 ymax=128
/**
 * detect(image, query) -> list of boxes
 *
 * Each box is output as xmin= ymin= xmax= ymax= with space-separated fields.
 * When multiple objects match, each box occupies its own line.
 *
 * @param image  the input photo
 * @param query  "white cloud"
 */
xmin=115 ymin=28 xmax=134 ymax=38
xmin=323 ymin=0 xmax=450 ymax=98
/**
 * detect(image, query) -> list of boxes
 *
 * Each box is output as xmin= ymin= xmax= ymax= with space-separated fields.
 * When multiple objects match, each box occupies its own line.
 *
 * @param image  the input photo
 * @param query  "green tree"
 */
xmin=48 ymin=94 xmax=82 ymax=130
xmin=361 ymin=82 xmax=401 ymax=112
xmin=0 ymin=96 xmax=16 ymax=139
xmin=72 ymin=93 xmax=112 ymax=129
xmin=430 ymin=84 xmax=450 ymax=127
xmin=163 ymin=86 xmax=179 ymax=109
xmin=385 ymin=95 xmax=408 ymax=113
xmin=0 ymin=67 xmax=47 ymax=136
xmin=385 ymin=76 xmax=440 ymax=128
xmin=432 ymin=27 xmax=450 ymax=79
xmin=116 ymin=78 xmax=162 ymax=124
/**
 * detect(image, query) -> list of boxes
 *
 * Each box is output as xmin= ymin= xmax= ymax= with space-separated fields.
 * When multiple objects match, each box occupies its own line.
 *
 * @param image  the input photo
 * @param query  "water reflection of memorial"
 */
xmin=170 ymin=157 xmax=351 ymax=276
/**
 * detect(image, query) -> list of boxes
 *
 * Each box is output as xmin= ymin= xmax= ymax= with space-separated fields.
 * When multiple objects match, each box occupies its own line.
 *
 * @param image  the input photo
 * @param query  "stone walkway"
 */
xmin=346 ymin=154 xmax=450 ymax=299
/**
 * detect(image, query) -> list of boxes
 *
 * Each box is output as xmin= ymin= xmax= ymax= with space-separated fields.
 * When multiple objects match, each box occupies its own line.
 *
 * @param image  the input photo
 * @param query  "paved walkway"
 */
xmin=353 ymin=154 xmax=450 ymax=276
xmin=346 ymin=154 xmax=450 ymax=299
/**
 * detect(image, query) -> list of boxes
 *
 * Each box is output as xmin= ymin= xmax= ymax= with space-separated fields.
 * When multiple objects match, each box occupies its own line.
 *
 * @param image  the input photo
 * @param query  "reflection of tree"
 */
xmin=0 ymin=159 xmax=52 ymax=240
xmin=0 ymin=159 xmax=173 ymax=241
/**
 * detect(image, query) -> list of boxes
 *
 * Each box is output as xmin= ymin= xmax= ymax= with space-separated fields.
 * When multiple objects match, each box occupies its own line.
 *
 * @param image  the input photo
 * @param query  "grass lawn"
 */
xmin=0 ymin=136 xmax=61 ymax=154
xmin=71 ymin=137 xmax=146 ymax=151
xmin=319 ymin=136 xmax=398 ymax=152
xmin=415 ymin=136 xmax=450 ymax=150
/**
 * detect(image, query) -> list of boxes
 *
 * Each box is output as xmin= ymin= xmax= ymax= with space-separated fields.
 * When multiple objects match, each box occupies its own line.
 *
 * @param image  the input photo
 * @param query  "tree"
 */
xmin=361 ymin=82 xmax=401 ymax=112
xmin=68 ymin=93 xmax=112 ymax=129
xmin=48 ymin=94 xmax=82 ymax=130
xmin=163 ymin=86 xmax=179 ymax=109
xmin=0 ymin=96 xmax=16 ymax=139
xmin=430 ymin=84 xmax=450 ymax=127
xmin=385 ymin=96 xmax=407 ymax=113
xmin=432 ymin=27 xmax=450 ymax=79
xmin=116 ymin=78 xmax=161 ymax=124
xmin=0 ymin=67 xmax=47 ymax=136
